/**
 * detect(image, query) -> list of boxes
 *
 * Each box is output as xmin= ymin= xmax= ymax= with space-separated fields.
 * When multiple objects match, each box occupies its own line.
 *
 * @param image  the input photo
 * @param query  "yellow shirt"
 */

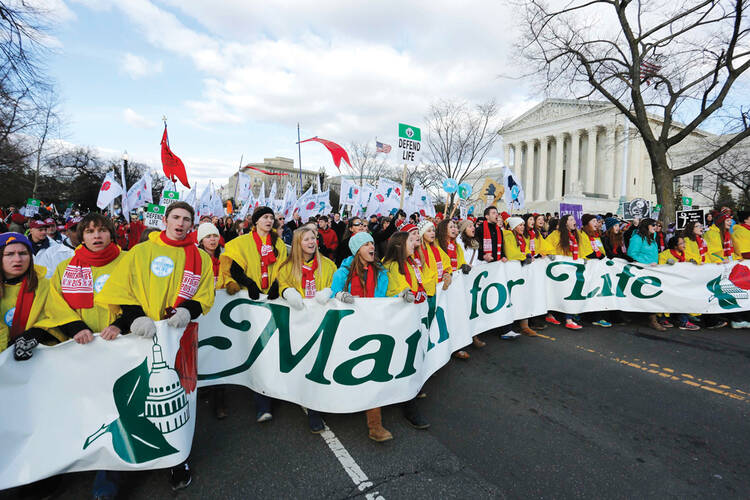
xmin=704 ymin=225 xmax=731 ymax=263
xmin=503 ymin=231 xmax=526 ymax=261
xmin=383 ymin=259 xmax=422 ymax=298
xmin=684 ymin=237 xmax=708 ymax=264
xmin=731 ymin=224 xmax=750 ymax=259
xmin=443 ymin=239 xmax=467 ymax=272
xmin=657 ymin=249 xmax=686 ymax=265
xmin=1 ymin=266 xmax=78 ymax=352
xmin=50 ymin=253 xmax=125 ymax=333
xmin=276 ymin=255 xmax=336 ymax=296
xmin=220 ymin=231 xmax=288 ymax=293
xmin=540 ymin=230 xmax=593 ymax=258
xmin=95 ymin=232 xmax=216 ymax=321
xmin=419 ymin=242 xmax=451 ymax=295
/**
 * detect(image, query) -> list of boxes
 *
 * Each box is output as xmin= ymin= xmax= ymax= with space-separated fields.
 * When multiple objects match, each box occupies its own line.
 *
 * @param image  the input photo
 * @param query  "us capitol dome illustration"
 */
xmin=145 ymin=340 xmax=189 ymax=433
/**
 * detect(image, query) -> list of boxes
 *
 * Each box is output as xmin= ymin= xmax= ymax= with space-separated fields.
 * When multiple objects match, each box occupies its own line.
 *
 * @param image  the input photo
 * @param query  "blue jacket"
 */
xmin=627 ymin=232 xmax=658 ymax=264
xmin=331 ymin=256 xmax=389 ymax=297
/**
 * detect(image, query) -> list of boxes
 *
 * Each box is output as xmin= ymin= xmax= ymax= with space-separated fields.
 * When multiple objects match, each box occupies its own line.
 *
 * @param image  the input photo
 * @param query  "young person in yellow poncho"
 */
xmin=704 ymin=212 xmax=737 ymax=263
xmin=415 ymin=219 xmax=452 ymax=295
xmin=381 ymin=227 xmax=431 ymax=431
xmin=95 ymin=201 xmax=215 ymax=492
xmin=220 ymin=206 xmax=287 ymax=300
xmin=1 ymin=232 xmax=81 ymax=359
xmin=50 ymin=213 xmax=127 ymax=343
xmin=273 ymin=225 xmax=337 ymax=434
xmin=733 ymin=211 xmax=750 ymax=260
xmin=502 ymin=216 xmax=543 ymax=338
xmin=539 ymin=214 xmax=594 ymax=331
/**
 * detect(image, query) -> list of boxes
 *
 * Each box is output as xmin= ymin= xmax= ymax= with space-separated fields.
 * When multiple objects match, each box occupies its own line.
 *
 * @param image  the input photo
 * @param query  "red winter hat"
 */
xmin=29 ymin=219 xmax=47 ymax=229
xmin=399 ymin=223 xmax=418 ymax=233
xmin=500 ymin=211 xmax=510 ymax=221
xmin=11 ymin=213 xmax=26 ymax=224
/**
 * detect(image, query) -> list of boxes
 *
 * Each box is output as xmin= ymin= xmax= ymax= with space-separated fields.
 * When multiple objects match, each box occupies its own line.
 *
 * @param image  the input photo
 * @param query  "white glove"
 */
xmin=131 ymin=316 xmax=156 ymax=338
xmin=335 ymin=291 xmax=355 ymax=304
xmin=400 ymin=289 xmax=415 ymax=303
xmin=547 ymin=255 xmax=556 ymax=261
xmin=315 ymin=288 xmax=333 ymax=305
xmin=282 ymin=288 xmax=304 ymax=310
xmin=167 ymin=307 xmax=191 ymax=329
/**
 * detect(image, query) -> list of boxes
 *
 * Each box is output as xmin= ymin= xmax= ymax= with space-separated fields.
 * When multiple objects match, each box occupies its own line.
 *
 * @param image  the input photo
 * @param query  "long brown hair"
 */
xmin=0 ymin=243 xmax=38 ymax=298
xmin=278 ymin=226 xmax=320 ymax=288
xmin=436 ymin=219 xmax=452 ymax=253
xmin=344 ymin=245 xmax=381 ymax=292
xmin=558 ymin=214 xmax=578 ymax=253
xmin=383 ymin=232 xmax=410 ymax=274
xmin=605 ymin=226 xmax=623 ymax=250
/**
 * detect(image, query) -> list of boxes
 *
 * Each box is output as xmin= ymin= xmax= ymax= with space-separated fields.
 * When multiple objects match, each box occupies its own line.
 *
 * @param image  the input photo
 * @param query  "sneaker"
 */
xmin=591 ymin=319 xmax=612 ymax=328
xmin=500 ymin=330 xmax=521 ymax=339
xmin=732 ymin=321 xmax=750 ymax=329
xmin=706 ymin=320 xmax=728 ymax=330
xmin=404 ymin=410 xmax=431 ymax=430
xmin=659 ymin=319 xmax=674 ymax=328
xmin=545 ymin=314 xmax=561 ymax=325
xmin=256 ymin=411 xmax=273 ymax=423
xmin=679 ymin=321 xmax=700 ymax=331
xmin=308 ymin=412 xmax=325 ymax=434
xmin=565 ymin=319 xmax=582 ymax=330
xmin=169 ymin=462 xmax=192 ymax=491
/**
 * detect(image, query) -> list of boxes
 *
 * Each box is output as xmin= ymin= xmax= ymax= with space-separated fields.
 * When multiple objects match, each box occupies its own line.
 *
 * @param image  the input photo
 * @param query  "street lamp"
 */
xmin=122 ymin=151 xmax=129 ymax=181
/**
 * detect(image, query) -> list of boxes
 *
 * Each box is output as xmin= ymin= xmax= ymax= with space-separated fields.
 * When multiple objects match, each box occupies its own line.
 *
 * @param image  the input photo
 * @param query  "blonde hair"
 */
xmin=279 ymin=226 xmax=320 ymax=288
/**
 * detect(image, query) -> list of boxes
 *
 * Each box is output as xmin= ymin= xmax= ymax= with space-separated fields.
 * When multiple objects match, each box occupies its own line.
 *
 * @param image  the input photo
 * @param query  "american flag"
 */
xmin=376 ymin=140 xmax=392 ymax=154
xmin=639 ymin=57 xmax=662 ymax=86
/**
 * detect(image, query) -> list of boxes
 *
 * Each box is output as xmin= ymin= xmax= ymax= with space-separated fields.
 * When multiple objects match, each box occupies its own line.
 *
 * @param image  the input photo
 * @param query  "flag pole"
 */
xmin=399 ymin=163 xmax=407 ymax=210
xmin=297 ymin=123 xmax=303 ymax=196
xmin=233 ymin=153 xmax=243 ymax=203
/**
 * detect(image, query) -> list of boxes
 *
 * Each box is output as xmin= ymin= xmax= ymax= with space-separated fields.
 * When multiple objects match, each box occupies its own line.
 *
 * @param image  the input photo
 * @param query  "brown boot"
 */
xmin=649 ymin=314 xmax=666 ymax=332
xmin=472 ymin=336 xmax=486 ymax=348
xmin=366 ymin=408 xmax=393 ymax=442
xmin=520 ymin=326 xmax=538 ymax=337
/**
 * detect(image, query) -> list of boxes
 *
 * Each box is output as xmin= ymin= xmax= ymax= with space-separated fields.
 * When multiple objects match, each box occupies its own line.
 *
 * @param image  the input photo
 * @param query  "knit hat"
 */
xmin=604 ymin=217 xmax=620 ymax=231
xmin=65 ymin=216 xmax=82 ymax=231
xmin=417 ymin=219 xmax=434 ymax=237
xmin=29 ymin=218 xmax=47 ymax=229
xmin=251 ymin=206 xmax=274 ymax=226
xmin=399 ymin=223 xmax=418 ymax=233
xmin=10 ymin=213 xmax=26 ymax=224
xmin=348 ymin=231 xmax=374 ymax=255
xmin=715 ymin=211 xmax=732 ymax=225
xmin=197 ymin=222 xmax=220 ymax=244
xmin=506 ymin=216 xmax=524 ymax=231
xmin=581 ymin=213 xmax=596 ymax=228
xmin=500 ymin=211 xmax=510 ymax=221
xmin=458 ymin=219 xmax=474 ymax=235
xmin=0 ymin=232 xmax=32 ymax=252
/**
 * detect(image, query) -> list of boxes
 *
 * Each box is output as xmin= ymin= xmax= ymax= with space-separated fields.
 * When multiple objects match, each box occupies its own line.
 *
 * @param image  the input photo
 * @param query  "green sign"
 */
xmin=654 ymin=204 xmax=662 ymax=210
xmin=163 ymin=191 xmax=179 ymax=200
xmin=682 ymin=196 xmax=692 ymax=206
xmin=26 ymin=198 xmax=40 ymax=207
xmin=398 ymin=123 xmax=421 ymax=142
xmin=146 ymin=204 xmax=165 ymax=214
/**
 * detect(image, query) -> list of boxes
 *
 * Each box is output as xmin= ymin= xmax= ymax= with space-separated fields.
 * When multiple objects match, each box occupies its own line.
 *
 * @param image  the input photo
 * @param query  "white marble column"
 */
xmin=525 ymin=140 xmax=535 ymax=202
xmin=569 ymin=130 xmax=581 ymax=195
xmin=585 ymin=127 xmax=598 ymax=194
xmin=537 ymin=136 xmax=549 ymax=201
xmin=605 ymin=126 xmax=617 ymax=198
xmin=512 ymin=143 xmax=521 ymax=174
xmin=553 ymin=133 xmax=565 ymax=200
xmin=503 ymin=143 xmax=511 ymax=168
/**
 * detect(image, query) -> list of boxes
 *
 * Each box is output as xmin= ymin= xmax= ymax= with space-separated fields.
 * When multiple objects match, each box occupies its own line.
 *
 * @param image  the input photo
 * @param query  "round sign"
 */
xmin=457 ymin=182 xmax=472 ymax=200
xmin=443 ymin=178 xmax=458 ymax=194
xmin=150 ymin=256 xmax=175 ymax=277
xmin=4 ymin=307 xmax=14 ymax=326
xmin=94 ymin=274 xmax=110 ymax=293
xmin=405 ymin=127 xmax=415 ymax=138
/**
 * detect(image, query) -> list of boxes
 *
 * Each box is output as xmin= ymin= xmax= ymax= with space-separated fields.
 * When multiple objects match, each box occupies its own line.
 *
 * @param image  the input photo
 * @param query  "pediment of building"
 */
xmin=501 ymin=99 xmax=611 ymax=134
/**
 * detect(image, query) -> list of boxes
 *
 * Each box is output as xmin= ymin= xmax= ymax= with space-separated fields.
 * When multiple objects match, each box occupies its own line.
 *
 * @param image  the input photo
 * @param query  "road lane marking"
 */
xmin=302 ymin=408 xmax=384 ymax=500
xmin=536 ymin=333 xmax=556 ymax=341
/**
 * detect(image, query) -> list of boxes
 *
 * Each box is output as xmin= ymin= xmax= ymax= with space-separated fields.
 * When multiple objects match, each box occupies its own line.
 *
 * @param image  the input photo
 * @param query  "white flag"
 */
xmin=197 ymin=183 xmax=212 ymax=218
xmin=125 ymin=173 xmax=153 ymax=211
xmin=502 ymin=165 xmax=525 ymax=211
xmin=210 ymin=183 xmax=224 ymax=216
xmin=96 ymin=172 xmax=123 ymax=209
xmin=257 ymin=181 xmax=266 ymax=207
xmin=282 ymin=182 xmax=297 ymax=218
xmin=296 ymin=186 xmax=315 ymax=220
xmin=120 ymin=165 xmax=129 ymax=215
xmin=236 ymin=172 xmax=251 ymax=202
xmin=268 ymin=182 xmax=277 ymax=204
xmin=340 ymin=178 xmax=360 ymax=206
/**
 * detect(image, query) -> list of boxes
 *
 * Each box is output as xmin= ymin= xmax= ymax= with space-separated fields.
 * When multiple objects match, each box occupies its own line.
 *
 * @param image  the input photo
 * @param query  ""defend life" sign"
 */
xmin=397 ymin=123 xmax=421 ymax=164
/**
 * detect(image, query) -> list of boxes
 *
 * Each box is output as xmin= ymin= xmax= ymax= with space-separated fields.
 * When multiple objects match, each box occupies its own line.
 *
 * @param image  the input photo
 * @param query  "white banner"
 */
xmin=2 ymin=258 xmax=750 ymax=488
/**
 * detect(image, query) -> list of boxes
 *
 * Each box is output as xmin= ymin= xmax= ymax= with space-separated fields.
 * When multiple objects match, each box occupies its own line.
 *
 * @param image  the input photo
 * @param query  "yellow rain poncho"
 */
xmin=219 ymin=231 xmax=288 ymax=293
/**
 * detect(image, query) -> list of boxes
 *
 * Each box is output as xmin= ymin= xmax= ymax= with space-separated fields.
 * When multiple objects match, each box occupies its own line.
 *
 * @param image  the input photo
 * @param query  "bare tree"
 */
xmin=699 ymin=141 xmax=750 ymax=206
xmin=347 ymin=141 xmax=391 ymax=186
xmin=518 ymin=0 xmax=750 ymax=222
xmin=424 ymin=99 xmax=501 ymax=212
xmin=31 ymin=89 xmax=60 ymax=198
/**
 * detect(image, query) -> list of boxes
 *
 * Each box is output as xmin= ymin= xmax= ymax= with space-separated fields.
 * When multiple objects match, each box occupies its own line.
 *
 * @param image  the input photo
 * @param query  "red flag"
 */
xmin=244 ymin=164 xmax=290 ymax=176
xmin=161 ymin=125 xmax=190 ymax=188
xmin=298 ymin=137 xmax=352 ymax=170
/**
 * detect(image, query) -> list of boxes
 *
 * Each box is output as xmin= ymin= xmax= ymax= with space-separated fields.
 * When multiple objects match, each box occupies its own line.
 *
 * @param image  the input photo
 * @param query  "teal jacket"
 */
xmin=331 ymin=256 xmax=389 ymax=297
xmin=627 ymin=233 xmax=658 ymax=264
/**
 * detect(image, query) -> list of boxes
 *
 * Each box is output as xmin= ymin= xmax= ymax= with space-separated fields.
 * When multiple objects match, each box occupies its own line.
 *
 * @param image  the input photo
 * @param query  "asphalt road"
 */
xmin=4 ymin=318 xmax=750 ymax=499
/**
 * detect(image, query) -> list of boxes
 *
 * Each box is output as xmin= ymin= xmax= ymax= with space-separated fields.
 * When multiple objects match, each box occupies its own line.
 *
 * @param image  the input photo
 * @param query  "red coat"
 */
xmin=127 ymin=221 xmax=146 ymax=249
xmin=319 ymin=227 xmax=338 ymax=252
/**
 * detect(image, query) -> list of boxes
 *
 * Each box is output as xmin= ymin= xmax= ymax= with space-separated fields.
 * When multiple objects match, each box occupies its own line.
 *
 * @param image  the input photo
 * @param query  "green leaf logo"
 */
xmin=706 ymin=275 xmax=740 ymax=310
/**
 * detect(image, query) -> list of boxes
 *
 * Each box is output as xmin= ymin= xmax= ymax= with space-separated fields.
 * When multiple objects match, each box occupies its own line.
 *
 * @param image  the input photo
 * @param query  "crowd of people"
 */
xmin=1 ymin=200 xmax=750 ymax=498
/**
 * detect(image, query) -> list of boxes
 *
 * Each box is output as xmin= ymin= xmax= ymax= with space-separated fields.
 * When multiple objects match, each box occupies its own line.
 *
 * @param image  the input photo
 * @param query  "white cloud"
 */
xmin=120 ymin=52 xmax=163 ymax=79
xmin=123 ymin=108 xmax=157 ymax=128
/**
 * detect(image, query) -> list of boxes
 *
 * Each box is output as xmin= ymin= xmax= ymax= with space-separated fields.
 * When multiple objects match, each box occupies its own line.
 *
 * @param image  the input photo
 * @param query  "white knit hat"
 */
xmin=196 ymin=222 xmax=220 ymax=243
xmin=417 ymin=219 xmax=434 ymax=237
xmin=506 ymin=216 xmax=524 ymax=231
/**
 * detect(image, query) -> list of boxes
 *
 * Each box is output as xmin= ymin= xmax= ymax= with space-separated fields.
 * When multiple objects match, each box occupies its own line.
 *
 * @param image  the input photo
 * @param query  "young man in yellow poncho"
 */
xmin=220 ymin=206 xmax=287 ymax=299
xmin=95 ymin=201 xmax=215 ymax=492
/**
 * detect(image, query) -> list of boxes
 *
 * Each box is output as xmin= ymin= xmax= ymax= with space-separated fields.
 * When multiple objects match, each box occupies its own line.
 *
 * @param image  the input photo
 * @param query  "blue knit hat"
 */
xmin=349 ymin=232 xmax=374 ymax=255
xmin=604 ymin=217 xmax=621 ymax=231
xmin=0 ymin=232 xmax=32 ymax=252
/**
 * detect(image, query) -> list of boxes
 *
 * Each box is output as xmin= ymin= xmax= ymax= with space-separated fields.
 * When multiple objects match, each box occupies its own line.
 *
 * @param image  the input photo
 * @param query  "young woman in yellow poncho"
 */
xmin=704 ymin=212 xmax=737 ymax=263
xmin=220 ymin=206 xmax=287 ymax=300
xmin=95 ymin=202 xmax=216 ymax=492
xmin=502 ymin=216 xmax=542 ymax=337
xmin=274 ymin=225 xmax=337 ymax=434
xmin=1 ymin=232 xmax=80 ymax=360
xmin=733 ymin=211 xmax=750 ymax=260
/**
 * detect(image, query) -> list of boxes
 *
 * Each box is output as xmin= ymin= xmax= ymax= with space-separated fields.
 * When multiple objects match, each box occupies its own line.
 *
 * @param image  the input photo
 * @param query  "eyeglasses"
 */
xmin=351 ymin=222 xmax=363 ymax=226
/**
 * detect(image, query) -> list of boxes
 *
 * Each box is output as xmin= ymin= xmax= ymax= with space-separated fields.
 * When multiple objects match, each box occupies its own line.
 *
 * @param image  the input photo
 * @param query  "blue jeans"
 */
xmin=93 ymin=470 xmax=122 ymax=498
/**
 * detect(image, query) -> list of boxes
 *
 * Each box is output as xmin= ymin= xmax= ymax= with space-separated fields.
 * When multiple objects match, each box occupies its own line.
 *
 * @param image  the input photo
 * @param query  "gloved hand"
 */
xmin=335 ymin=291 xmax=355 ymax=304
xmin=442 ymin=273 xmax=452 ymax=290
xmin=14 ymin=333 xmax=39 ymax=361
xmin=547 ymin=255 xmax=556 ymax=261
xmin=460 ymin=264 xmax=471 ymax=275
xmin=167 ymin=307 xmax=191 ymax=329
xmin=688 ymin=259 xmax=698 ymax=264
xmin=131 ymin=316 xmax=157 ymax=338
xmin=225 ymin=281 xmax=241 ymax=295
xmin=267 ymin=281 xmax=280 ymax=300
xmin=399 ymin=289 xmax=415 ymax=303
xmin=315 ymin=288 xmax=333 ymax=305
xmin=521 ymin=255 xmax=533 ymax=266
xmin=666 ymin=258 xmax=676 ymax=265
xmin=282 ymin=288 xmax=304 ymax=310
xmin=246 ymin=279 xmax=261 ymax=300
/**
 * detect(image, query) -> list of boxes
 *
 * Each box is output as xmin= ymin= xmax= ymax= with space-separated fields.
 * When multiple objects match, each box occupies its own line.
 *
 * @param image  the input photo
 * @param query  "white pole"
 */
xmin=620 ymin=119 xmax=629 ymax=199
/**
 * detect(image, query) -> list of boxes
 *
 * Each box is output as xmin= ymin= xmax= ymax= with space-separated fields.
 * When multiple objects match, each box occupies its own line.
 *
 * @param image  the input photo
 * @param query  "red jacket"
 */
xmin=319 ymin=227 xmax=338 ymax=252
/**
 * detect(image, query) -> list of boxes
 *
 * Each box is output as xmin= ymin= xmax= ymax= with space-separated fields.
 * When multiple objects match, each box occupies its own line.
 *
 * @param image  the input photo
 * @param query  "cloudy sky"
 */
xmin=39 ymin=0 xmax=538 ymax=187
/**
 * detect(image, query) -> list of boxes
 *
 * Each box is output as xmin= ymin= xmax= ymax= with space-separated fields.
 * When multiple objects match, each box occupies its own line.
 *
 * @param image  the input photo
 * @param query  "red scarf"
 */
xmin=301 ymin=258 xmax=318 ymax=298
xmin=589 ymin=232 xmax=602 ymax=258
xmin=422 ymin=243 xmax=444 ymax=281
xmin=742 ymin=223 xmax=750 ymax=231
xmin=515 ymin=232 xmax=526 ymax=254
xmin=159 ymin=231 xmax=202 ymax=310
xmin=723 ymin=229 xmax=735 ymax=258
xmin=568 ymin=232 xmax=579 ymax=260
xmin=482 ymin=220 xmax=502 ymax=258
xmin=670 ymin=249 xmax=685 ymax=262
xmin=402 ymin=257 xmax=427 ymax=303
xmin=350 ymin=263 xmax=377 ymax=298
xmin=60 ymin=243 xmax=121 ymax=309
xmin=696 ymin=235 xmax=707 ymax=263
xmin=10 ymin=278 xmax=35 ymax=340
xmin=657 ymin=232 xmax=666 ymax=252
xmin=210 ymin=255 xmax=220 ymax=279
xmin=528 ymin=230 xmax=536 ymax=256
xmin=252 ymin=230 xmax=277 ymax=289
xmin=446 ymin=241 xmax=458 ymax=271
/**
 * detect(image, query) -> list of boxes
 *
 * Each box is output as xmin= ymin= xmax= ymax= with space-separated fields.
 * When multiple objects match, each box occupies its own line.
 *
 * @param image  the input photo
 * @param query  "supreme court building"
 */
xmin=495 ymin=98 xmax=746 ymax=214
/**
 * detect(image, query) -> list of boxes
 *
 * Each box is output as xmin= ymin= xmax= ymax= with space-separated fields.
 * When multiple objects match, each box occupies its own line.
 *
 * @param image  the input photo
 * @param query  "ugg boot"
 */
xmin=649 ymin=314 xmax=666 ymax=332
xmin=366 ymin=408 xmax=393 ymax=442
